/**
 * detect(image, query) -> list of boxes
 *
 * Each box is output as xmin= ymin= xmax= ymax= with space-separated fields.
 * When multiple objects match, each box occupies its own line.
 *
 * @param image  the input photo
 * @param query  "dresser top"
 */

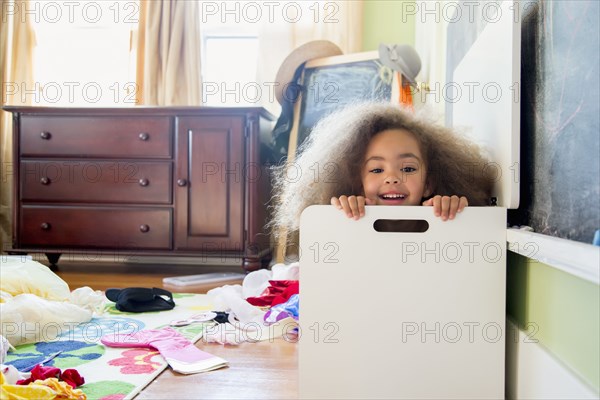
xmin=2 ymin=106 xmax=276 ymax=120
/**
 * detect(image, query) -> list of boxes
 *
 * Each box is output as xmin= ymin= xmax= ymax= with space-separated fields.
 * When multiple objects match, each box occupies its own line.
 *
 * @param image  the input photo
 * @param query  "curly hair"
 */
xmin=268 ymin=102 xmax=495 ymax=238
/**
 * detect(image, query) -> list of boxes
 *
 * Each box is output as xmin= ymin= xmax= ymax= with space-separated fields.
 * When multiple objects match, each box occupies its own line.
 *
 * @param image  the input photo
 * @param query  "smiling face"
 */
xmin=361 ymin=129 xmax=430 ymax=206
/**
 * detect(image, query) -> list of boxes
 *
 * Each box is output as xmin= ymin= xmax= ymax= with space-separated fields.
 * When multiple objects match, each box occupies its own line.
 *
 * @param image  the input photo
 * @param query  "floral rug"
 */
xmin=5 ymin=293 xmax=214 ymax=400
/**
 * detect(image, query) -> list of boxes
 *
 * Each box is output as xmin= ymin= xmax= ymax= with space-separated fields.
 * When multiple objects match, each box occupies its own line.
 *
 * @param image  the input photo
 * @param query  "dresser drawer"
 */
xmin=20 ymin=116 xmax=172 ymax=158
xmin=19 ymin=206 xmax=172 ymax=249
xmin=21 ymin=161 xmax=172 ymax=204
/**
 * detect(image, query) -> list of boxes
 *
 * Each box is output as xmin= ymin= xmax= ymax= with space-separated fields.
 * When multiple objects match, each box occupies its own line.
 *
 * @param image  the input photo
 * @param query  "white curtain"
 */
xmin=136 ymin=0 xmax=202 ymax=105
xmin=0 ymin=0 xmax=35 ymax=253
xmin=256 ymin=0 xmax=364 ymax=114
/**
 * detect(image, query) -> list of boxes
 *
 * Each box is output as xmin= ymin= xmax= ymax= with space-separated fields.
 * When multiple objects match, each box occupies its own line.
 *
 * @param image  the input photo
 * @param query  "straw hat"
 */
xmin=274 ymin=40 xmax=343 ymax=104
xmin=378 ymin=44 xmax=422 ymax=87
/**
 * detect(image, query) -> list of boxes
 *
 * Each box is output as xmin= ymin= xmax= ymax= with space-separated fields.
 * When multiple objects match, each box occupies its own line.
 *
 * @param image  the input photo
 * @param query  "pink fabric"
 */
xmin=101 ymin=327 xmax=228 ymax=374
xmin=101 ymin=328 xmax=210 ymax=363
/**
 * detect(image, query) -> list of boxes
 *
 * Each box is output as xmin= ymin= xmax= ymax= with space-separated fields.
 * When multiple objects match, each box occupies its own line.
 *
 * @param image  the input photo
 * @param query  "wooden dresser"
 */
xmin=4 ymin=106 xmax=275 ymax=272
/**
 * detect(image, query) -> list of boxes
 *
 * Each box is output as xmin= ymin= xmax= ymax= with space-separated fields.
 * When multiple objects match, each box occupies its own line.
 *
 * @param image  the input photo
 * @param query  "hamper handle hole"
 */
xmin=373 ymin=219 xmax=429 ymax=233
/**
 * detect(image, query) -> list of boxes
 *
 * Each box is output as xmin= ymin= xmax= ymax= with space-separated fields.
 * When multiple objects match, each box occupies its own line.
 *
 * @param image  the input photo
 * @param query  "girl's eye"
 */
xmin=401 ymin=167 xmax=417 ymax=173
xmin=369 ymin=168 xmax=383 ymax=173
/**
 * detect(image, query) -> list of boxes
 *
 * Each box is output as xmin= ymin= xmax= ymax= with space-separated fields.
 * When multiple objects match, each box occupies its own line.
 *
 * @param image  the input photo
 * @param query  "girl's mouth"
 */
xmin=378 ymin=193 xmax=408 ymax=204
xmin=379 ymin=193 xmax=406 ymax=200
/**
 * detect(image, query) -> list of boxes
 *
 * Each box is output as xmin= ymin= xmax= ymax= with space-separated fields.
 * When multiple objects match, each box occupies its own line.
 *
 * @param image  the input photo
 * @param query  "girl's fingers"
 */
xmin=448 ymin=195 xmax=460 ymax=220
xmin=347 ymin=195 xmax=361 ymax=219
xmin=427 ymin=195 xmax=470 ymax=221
xmin=335 ymin=194 xmax=469 ymax=221
xmin=440 ymin=196 xmax=451 ymax=220
xmin=331 ymin=197 xmax=342 ymax=209
xmin=338 ymin=196 xmax=352 ymax=217
xmin=332 ymin=195 xmax=367 ymax=220
xmin=459 ymin=196 xmax=468 ymax=212
xmin=432 ymin=195 xmax=442 ymax=216
xmin=357 ymin=196 xmax=366 ymax=217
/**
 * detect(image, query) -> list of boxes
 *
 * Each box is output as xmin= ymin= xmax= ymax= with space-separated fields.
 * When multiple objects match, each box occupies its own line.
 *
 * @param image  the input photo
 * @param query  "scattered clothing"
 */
xmin=241 ymin=262 xmax=299 ymax=299
xmin=16 ymin=364 xmax=84 ymax=388
xmin=0 ymin=365 xmax=27 ymax=386
xmin=1 ymin=371 xmax=56 ymax=400
xmin=264 ymin=294 xmax=299 ymax=325
xmin=0 ymin=293 xmax=94 ymax=346
xmin=207 ymin=285 xmax=265 ymax=326
xmin=101 ymin=327 xmax=227 ymax=374
xmin=31 ymin=377 xmax=86 ymax=399
xmin=203 ymin=317 xmax=299 ymax=346
xmin=246 ymin=280 xmax=299 ymax=307
xmin=0 ymin=259 xmax=71 ymax=301
xmin=0 ymin=336 xmax=13 ymax=365
xmin=105 ymin=287 xmax=175 ymax=313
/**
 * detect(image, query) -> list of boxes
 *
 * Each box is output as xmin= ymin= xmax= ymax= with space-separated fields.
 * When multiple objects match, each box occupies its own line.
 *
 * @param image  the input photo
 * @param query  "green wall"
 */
xmin=507 ymin=252 xmax=600 ymax=391
xmin=362 ymin=1 xmax=415 ymax=51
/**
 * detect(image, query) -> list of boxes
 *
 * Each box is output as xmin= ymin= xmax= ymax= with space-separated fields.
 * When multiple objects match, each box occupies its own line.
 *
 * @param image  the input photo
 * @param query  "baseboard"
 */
xmin=506 ymin=319 xmax=599 ymax=399
xmin=1 ymin=252 xmax=244 ymax=268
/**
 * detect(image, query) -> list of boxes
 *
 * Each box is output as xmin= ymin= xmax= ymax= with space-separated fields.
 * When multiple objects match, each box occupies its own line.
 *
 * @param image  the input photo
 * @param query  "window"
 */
xmin=28 ymin=1 xmax=267 ymax=107
xmin=201 ymin=25 xmax=260 ymax=107
xmin=201 ymin=33 xmax=259 ymax=106
xmin=31 ymin=1 xmax=136 ymax=107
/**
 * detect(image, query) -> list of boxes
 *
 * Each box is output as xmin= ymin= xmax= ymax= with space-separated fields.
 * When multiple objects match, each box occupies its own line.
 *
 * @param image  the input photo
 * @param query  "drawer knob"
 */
xmin=41 ymin=222 xmax=51 ymax=231
xmin=139 ymin=178 xmax=149 ymax=187
xmin=40 ymin=177 xmax=51 ymax=185
xmin=177 ymin=179 xmax=188 ymax=187
xmin=40 ymin=131 xmax=52 ymax=140
xmin=139 ymin=224 xmax=150 ymax=233
xmin=139 ymin=132 xmax=150 ymax=141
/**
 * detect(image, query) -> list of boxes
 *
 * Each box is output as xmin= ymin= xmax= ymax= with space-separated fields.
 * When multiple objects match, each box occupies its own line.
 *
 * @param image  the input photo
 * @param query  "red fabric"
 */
xmin=246 ymin=280 xmax=299 ymax=307
xmin=17 ymin=364 xmax=85 ymax=388
xmin=61 ymin=369 xmax=85 ymax=388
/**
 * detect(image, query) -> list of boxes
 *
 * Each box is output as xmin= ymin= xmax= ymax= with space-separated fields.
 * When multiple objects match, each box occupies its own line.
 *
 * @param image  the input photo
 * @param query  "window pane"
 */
xmin=202 ymin=37 xmax=259 ymax=106
xmin=32 ymin=1 xmax=135 ymax=107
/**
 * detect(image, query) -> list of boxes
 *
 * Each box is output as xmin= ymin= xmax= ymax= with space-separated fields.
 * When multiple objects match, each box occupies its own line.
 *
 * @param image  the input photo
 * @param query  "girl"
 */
xmin=269 ymin=102 xmax=495 ymax=239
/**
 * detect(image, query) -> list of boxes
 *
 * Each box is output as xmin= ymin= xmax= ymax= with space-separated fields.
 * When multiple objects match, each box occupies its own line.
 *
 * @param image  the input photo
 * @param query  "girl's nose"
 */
xmin=384 ymin=175 xmax=399 ymax=184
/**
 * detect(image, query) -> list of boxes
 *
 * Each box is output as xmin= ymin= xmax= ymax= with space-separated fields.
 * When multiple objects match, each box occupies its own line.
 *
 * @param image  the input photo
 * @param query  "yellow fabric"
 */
xmin=0 ymin=259 xmax=70 ymax=301
xmin=0 ymin=0 xmax=35 ymax=254
xmin=32 ymin=379 xmax=86 ymax=400
xmin=0 ymin=372 xmax=56 ymax=400
xmin=136 ymin=0 xmax=202 ymax=105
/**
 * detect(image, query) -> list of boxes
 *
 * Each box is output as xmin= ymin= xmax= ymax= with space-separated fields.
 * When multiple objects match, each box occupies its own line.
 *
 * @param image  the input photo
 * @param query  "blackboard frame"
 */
xmin=285 ymin=50 xmax=400 ymax=162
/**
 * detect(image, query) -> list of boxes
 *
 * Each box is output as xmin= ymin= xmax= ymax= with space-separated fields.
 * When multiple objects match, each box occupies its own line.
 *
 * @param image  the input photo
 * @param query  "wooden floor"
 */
xmin=49 ymin=258 xmax=247 ymax=294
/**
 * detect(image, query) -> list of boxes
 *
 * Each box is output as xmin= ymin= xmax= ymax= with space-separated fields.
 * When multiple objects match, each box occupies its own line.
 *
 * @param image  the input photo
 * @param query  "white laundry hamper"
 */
xmin=299 ymin=205 xmax=506 ymax=399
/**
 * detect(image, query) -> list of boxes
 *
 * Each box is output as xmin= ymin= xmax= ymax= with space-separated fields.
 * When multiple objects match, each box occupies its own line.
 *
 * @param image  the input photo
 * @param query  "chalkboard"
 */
xmin=294 ymin=52 xmax=395 ymax=151
xmin=448 ymin=0 xmax=599 ymax=244
xmin=508 ymin=0 xmax=600 ymax=243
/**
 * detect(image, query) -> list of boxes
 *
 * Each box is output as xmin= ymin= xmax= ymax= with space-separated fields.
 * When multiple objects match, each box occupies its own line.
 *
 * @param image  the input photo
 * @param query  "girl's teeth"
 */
xmin=382 ymin=194 xmax=405 ymax=199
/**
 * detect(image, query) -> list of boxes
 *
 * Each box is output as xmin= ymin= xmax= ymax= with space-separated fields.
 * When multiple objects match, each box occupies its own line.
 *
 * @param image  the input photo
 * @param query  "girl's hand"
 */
xmin=331 ymin=196 xmax=375 ymax=220
xmin=422 ymin=195 xmax=468 ymax=221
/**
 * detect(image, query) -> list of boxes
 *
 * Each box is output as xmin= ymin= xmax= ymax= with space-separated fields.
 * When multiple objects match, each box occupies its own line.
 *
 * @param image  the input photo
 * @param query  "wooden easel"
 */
xmin=273 ymin=51 xmax=401 ymax=263
xmin=274 ymin=97 xmax=303 ymax=263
